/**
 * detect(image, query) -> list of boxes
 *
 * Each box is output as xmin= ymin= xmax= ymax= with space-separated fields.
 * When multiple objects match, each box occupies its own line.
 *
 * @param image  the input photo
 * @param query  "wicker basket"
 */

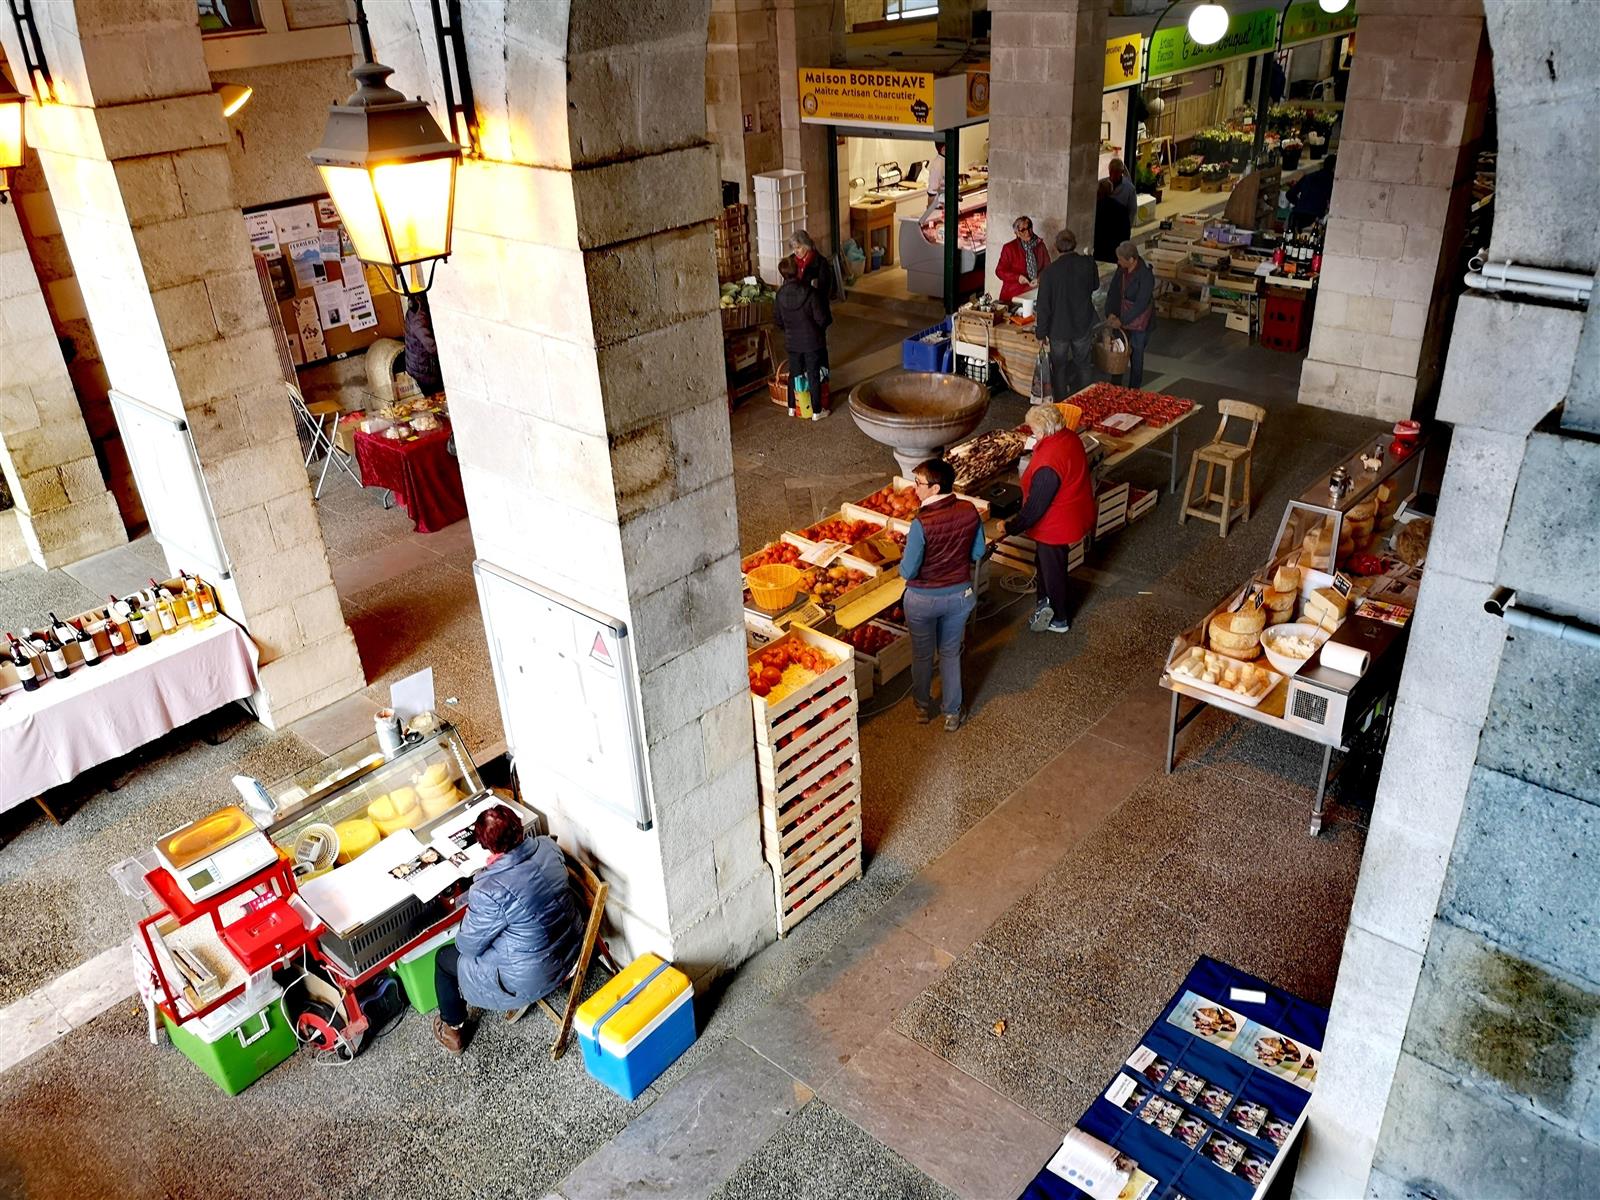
xmin=747 ymin=564 xmax=803 ymax=612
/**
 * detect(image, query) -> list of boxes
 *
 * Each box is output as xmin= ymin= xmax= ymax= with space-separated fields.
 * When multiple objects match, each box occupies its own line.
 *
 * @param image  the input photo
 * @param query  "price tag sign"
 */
xmin=799 ymin=540 xmax=846 ymax=567
xmin=1331 ymin=571 xmax=1354 ymax=599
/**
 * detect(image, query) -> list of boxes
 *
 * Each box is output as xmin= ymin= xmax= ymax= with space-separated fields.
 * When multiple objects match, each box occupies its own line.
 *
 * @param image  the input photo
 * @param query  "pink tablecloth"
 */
xmin=0 ymin=618 xmax=260 ymax=813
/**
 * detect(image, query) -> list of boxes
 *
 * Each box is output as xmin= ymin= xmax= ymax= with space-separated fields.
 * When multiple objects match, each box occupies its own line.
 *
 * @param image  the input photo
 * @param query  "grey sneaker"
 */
xmin=1028 ymin=602 xmax=1055 ymax=632
xmin=944 ymin=711 xmax=965 ymax=732
xmin=1046 ymin=618 xmax=1072 ymax=634
xmin=915 ymin=705 xmax=936 ymax=724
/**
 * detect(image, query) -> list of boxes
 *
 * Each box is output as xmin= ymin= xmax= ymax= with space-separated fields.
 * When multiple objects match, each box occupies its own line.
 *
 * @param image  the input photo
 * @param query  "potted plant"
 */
xmin=1280 ymin=137 xmax=1304 ymax=170
xmin=1135 ymin=160 xmax=1164 ymax=203
xmin=1227 ymin=130 xmax=1253 ymax=170
xmin=1199 ymin=162 xmax=1230 ymax=192
xmin=1174 ymin=155 xmax=1204 ymax=191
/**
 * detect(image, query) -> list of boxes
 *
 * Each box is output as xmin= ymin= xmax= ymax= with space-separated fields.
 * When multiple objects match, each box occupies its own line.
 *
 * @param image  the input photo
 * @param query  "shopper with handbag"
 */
xmin=773 ymin=254 xmax=832 ymax=417
xmin=1034 ymin=228 xmax=1099 ymax=402
xmin=995 ymin=215 xmax=1052 ymax=304
xmin=1104 ymin=240 xmax=1156 ymax=388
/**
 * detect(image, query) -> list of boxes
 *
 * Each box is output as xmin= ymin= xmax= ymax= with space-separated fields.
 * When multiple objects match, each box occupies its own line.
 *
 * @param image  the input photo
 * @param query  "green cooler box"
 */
xmin=391 ymin=929 xmax=456 ymax=1014
xmin=162 ymin=984 xmax=296 ymax=1096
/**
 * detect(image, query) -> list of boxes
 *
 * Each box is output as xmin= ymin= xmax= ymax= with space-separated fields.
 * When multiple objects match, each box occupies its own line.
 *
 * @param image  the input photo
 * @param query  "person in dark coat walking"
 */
xmin=1105 ymin=240 xmax=1157 ymax=388
xmin=1034 ymin=228 xmax=1099 ymax=401
xmin=433 ymin=805 xmax=582 ymax=1053
xmin=773 ymin=254 xmax=833 ymax=416
xmin=1094 ymin=178 xmax=1132 ymax=264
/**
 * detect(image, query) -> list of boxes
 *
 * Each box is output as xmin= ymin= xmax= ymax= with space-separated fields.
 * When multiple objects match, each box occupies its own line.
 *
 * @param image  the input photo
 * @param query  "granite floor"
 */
xmin=0 ymin=320 xmax=1398 ymax=1199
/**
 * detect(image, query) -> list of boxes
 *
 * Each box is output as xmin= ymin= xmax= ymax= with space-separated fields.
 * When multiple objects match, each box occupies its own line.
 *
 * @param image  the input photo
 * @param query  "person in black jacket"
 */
xmin=1287 ymin=154 xmax=1337 ymax=231
xmin=1094 ymin=178 xmax=1132 ymax=264
xmin=1034 ymin=229 xmax=1100 ymax=401
xmin=1105 ymin=240 xmax=1157 ymax=388
xmin=773 ymin=255 xmax=832 ymax=417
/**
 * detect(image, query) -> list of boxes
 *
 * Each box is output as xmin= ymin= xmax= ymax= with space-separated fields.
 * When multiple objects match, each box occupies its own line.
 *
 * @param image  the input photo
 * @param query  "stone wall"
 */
xmin=1296 ymin=2 xmax=1600 ymax=1194
xmin=1297 ymin=0 xmax=1491 ymax=422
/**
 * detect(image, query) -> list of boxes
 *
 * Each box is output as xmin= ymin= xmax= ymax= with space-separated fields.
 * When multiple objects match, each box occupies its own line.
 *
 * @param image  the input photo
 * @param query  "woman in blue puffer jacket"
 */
xmin=433 ymin=805 xmax=581 ymax=1053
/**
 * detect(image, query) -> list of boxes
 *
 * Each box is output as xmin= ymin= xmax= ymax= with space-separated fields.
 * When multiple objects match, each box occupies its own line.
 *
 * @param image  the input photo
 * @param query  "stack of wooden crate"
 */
xmin=750 ymin=627 xmax=863 ymax=936
xmin=715 ymin=204 xmax=752 ymax=282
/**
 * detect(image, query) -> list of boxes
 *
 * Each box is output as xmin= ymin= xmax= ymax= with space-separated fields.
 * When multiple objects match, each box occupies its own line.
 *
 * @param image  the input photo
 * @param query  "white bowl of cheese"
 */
xmin=1261 ymin=622 xmax=1326 ymax=676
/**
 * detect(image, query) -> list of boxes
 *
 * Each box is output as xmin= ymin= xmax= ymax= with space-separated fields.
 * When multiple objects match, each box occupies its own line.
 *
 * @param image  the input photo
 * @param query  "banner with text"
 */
xmin=1104 ymin=34 xmax=1143 ymax=91
xmin=1146 ymin=7 xmax=1278 ymax=79
xmin=1280 ymin=0 xmax=1358 ymax=48
xmin=799 ymin=67 xmax=935 ymax=126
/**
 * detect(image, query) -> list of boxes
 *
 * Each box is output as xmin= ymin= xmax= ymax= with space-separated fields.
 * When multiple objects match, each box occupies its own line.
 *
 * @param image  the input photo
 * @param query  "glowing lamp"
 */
xmin=309 ymin=61 xmax=461 ymax=297
xmin=1187 ymin=3 xmax=1231 ymax=46
xmin=1318 ymin=0 xmax=1351 ymax=11
xmin=216 ymin=83 xmax=254 ymax=118
xmin=0 ymin=72 xmax=24 ymax=201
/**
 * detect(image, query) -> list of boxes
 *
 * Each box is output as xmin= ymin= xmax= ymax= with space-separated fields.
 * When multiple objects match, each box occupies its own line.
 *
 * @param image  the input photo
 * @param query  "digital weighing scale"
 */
xmin=156 ymin=805 xmax=279 ymax=903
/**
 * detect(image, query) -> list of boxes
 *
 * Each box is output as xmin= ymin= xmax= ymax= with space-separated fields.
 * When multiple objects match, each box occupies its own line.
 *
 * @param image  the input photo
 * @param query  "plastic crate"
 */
xmin=902 ymin=320 xmax=953 ymax=373
xmin=957 ymin=353 xmax=996 ymax=386
xmin=390 ymin=928 xmax=456 ymax=1014
xmin=162 ymin=987 xmax=296 ymax=1096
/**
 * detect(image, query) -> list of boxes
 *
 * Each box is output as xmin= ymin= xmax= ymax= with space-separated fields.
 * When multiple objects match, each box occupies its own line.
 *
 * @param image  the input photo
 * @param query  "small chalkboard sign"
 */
xmin=1331 ymin=571 xmax=1354 ymax=599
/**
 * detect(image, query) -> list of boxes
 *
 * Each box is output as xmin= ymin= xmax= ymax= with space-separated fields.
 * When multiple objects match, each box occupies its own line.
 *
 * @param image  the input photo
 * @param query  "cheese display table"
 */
xmin=353 ymin=422 xmax=467 ymax=533
xmin=2 ymin=618 xmax=260 ymax=819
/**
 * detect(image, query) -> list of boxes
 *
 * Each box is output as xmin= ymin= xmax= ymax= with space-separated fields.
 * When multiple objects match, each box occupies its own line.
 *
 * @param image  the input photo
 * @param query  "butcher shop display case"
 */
xmin=900 ymin=189 xmax=987 ymax=297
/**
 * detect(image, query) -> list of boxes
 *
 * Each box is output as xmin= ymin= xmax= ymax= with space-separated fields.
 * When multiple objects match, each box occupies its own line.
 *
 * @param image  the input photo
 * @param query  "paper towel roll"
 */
xmin=1320 ymin=639 xmax=1369 ymax=677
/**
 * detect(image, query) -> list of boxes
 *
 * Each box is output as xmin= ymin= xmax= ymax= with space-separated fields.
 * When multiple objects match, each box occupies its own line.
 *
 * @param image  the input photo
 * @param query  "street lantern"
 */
xmin=308 ymin=61 xmax=461 ymax=297
xmin=1187 ymin=3 xmax=1231 ymax=45
xmin=0 ymin=70 xmax=25 ymax=203
xmin=1318 ymin=0 xmax=1351 ymax=11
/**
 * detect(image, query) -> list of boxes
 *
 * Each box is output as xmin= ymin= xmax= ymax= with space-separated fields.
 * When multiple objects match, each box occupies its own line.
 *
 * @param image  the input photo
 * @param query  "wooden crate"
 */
xmin=715 ymin=204 xmax=752 ymax=282
xmin=770 ymin=806 xmax=862 ymax=936
xmin=846 ymin=620 xmax=913 ymax=686
xmin=750 ymin=626 xmax=856 ymax=738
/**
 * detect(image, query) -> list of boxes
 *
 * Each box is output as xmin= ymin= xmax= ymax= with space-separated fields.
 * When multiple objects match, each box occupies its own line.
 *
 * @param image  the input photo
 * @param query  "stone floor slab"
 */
xmin=559 ymin=1039 xmax=811 ymax=1200
xmin=820 ymin=1028 xmax=1062 ymax=1200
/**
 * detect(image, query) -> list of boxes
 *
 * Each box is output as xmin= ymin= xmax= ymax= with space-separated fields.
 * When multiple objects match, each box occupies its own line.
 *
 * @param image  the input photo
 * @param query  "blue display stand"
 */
xmin=1021 ymin=957 xmax=1331 ymax=1200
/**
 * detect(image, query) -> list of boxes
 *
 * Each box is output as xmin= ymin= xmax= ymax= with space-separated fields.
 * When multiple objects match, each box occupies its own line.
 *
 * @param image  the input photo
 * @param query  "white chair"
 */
xmin=288 ymin=383 xmax=362 ymax=499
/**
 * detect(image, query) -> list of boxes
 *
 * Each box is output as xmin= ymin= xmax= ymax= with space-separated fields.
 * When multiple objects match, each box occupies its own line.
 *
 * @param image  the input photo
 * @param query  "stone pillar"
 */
xmin=775 ymin=0 xmax=842 ymax=253
xmin=706 ymin=0 xmax=783 ymax=202
xmin=1 ymin=2 xmax=363 ymax=727
xmin=0 ymin=178 xmax=127 ymax=568
xmin=985 ymin=0 xmax=1107 ymax=297
xmin=1296 ymin=1 xmax=1491 ymax=421
xmin=938 ymin=0 xmax=977 ymax=43
xmin=1294 ymin=2 xmax=1600 ymax=1193
xmin=367 ymin=1 xmax=772 ymax=979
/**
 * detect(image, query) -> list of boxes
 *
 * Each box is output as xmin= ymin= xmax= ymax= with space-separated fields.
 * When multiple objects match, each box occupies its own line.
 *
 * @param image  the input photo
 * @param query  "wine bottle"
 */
xmin=7 ymin=633 xmax=40 ymax=692
xmin=148 ymin=580 xmax=177 ymax=635
xmin=104 ymin=612 xmax=127 ymax=656
xmin=106 ymin=596 xmax=134 ymax=654
xmin=180 ymin=583 xmax=203 ymax=626
xmin=74 ymin=618 xmax=102 ymax=666
xmin=127 ymin=597 xmax=152 ymax=646
xmin=184 ymin=570 xmax=217 ymax=627
xmin=40 ymin=623 xmax=71 ymax=680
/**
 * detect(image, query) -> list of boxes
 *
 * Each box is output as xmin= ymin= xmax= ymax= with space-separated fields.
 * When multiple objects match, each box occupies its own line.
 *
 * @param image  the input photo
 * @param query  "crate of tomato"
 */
xmin=840 ymin=619 xmax=912 ymax=685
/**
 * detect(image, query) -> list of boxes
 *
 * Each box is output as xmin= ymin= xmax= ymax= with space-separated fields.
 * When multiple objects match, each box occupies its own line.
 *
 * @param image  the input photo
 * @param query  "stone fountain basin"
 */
xmin=847 ymin=370 xmax=989 ymax=476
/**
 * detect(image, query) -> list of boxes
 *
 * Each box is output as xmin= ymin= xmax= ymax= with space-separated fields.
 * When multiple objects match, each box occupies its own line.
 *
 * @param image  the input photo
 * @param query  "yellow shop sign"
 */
xmin=798 ymin=67 xmax=935 ymax=126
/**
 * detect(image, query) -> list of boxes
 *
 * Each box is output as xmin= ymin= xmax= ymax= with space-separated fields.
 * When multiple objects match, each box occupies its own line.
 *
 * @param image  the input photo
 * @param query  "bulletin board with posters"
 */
xmin=242 ymin=194 xmax=405 ymax=369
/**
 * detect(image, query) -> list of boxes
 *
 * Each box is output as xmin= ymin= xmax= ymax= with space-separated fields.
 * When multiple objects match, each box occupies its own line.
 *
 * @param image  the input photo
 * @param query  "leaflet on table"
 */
xmin=1165 ymin=991 xmax=1319 ymax=1091
xmin=1045 ymin=1129 xmax=1155 ymax=1200
xmin=298 ymin=832 xmax=422 ymax=933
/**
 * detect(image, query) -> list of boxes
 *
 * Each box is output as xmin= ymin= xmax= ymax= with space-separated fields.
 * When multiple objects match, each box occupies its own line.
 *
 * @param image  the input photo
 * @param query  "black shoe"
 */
xmin=944 ymin=710 xmax=966 ymax=732
xmin=915 ymin=706 xmax=937 ymax=724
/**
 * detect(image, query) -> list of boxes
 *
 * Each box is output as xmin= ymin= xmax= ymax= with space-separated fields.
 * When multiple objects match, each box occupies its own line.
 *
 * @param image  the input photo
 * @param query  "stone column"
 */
xmin=1 ymin=2 xmax=363 ymax=727
xmin=0 ymin=175 xmax=127 ymax=569
xmin=706 ymin=0 xmax=783 ymax=202
xmin=1297 ymin=1 xmax=1491 ymax=421
xmin=938 ymin=0 xmax=977 ymax=44
xmin=367 ymin=1 xmax=771 ymax=979
xmin=985 ymin=0 xmax=1107 ymax=297
xmin=775 ymin=0 xmax=843 ymax=253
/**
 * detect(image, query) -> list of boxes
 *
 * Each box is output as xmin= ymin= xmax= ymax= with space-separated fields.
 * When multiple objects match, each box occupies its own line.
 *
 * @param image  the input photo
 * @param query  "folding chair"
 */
xmin=536 ymin=851 xmax=621 ymax=1060
xmin=288 ymin=382 xmax=362 ymax=499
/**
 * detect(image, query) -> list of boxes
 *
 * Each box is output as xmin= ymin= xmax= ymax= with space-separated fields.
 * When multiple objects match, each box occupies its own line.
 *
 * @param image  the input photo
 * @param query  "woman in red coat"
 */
xmin=1004 ymin=404 xmax=1095 ymax=633
xmin=995 ymin=215 xmax=1051 ymax=304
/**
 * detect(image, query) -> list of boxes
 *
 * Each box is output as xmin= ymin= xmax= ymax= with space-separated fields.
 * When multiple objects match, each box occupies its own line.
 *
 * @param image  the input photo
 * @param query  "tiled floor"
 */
xmin=0 ymin=318 xmax=1393 ymax=1198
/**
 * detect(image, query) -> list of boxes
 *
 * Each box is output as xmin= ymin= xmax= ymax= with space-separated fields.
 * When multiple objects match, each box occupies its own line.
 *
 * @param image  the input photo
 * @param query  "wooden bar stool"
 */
xmin=1180 ymin=399 xmax=1265 ymax=537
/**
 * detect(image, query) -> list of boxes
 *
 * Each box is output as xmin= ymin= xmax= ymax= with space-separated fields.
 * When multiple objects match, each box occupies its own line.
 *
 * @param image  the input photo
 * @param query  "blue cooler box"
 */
xmin=574 ymin=953 xmax=695 ymax=1100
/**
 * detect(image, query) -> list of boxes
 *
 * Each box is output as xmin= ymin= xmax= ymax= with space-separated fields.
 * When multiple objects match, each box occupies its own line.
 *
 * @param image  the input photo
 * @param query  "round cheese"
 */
xmin=334 ymin=817 xmax=380 ymax=863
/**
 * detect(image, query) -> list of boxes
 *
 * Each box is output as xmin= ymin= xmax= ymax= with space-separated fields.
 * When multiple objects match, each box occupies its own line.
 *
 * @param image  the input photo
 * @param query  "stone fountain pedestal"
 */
xmin=847 ymin=371 xmax=989 ymax=478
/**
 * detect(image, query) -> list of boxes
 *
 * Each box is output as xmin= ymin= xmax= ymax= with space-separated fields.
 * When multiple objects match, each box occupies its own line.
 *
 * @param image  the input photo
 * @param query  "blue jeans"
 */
xmin=1125 ymin=327 xmax=1151 ymax=388
xmin=905 ymin=585 xmax=977 ymax=717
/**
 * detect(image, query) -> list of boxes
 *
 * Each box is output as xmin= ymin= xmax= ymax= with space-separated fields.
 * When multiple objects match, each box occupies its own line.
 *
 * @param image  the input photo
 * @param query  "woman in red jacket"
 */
xmin=995 ymin=215 xmax=1051 ymax=304
xmin=1004 ymin=404 xmax=1095 ymax=633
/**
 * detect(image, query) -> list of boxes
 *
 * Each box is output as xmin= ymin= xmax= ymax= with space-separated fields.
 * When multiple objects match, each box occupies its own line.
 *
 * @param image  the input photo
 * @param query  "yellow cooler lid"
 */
xmin=574 ymin=953 xmax=691 ymax=1052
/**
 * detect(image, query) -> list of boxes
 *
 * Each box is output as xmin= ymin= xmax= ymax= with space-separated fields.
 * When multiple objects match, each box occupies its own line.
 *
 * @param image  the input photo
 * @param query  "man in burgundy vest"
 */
xmin=900 ymin=458 xmax=987 ymax=731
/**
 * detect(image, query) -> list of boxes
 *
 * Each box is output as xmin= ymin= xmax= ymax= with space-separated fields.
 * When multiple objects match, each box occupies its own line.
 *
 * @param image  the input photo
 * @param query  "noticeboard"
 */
xmin=241 ymin=194 xmax=404 ymax=369
xmin=799 ymin=67 xmax=935 ymax=127
xmin=1147 ymin=7 xmax=1279 ymax=80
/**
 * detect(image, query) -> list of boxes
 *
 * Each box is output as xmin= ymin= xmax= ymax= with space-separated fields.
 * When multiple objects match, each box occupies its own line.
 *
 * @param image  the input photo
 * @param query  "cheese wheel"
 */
xmin=1267 ymin=610 xmax=1295 ymax=627
xmin=1214 ymin=603 xmax=1267 ymax=635
xmin=334 ymin=817 xmax=380 ymax=863
xmin=420 ymin=787 xmax=461 ymax=820
xmin=1272 ymin=564 xmax=1301 ymax=592
xmin=1212 ymin=642 xmax=1262 ymax=662
xmin=369 ymin=787 xmax=423 ymax=835
xmin=1263 ymin=587 xmax=1296 ymax=612
xmin=1309 ymin=586 xmax=1350 ymax=617
xmin=1208 ymin=618 xmax=1262 ymax=652
xmin=1347 ymin=498 xmax=1378 ymax=522
xmin=417 ymin=762 xmax=451 ymax=789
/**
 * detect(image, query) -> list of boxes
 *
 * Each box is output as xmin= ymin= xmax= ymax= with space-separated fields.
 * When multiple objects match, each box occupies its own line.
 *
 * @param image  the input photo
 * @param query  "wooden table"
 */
xmin=1091 ymin=402 xmax=1206 ymax=494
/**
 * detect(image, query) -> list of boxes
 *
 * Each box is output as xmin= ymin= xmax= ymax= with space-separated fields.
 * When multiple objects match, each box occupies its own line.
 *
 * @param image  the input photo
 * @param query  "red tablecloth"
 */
xmin=353 ymin=424 xmax=467 ymax=533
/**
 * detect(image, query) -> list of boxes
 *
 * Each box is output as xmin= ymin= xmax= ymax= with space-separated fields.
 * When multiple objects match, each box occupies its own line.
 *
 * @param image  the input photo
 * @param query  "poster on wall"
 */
xmin=292 ymin=296 xmax=327 ymax=360
xmin=273 ymin=202 xmax=318 ymax=245
xmin=346 ymin=282 xmax=378 ymax=332
xmin=316 ymin=198 xmax=340 ymax=225
xmin=313 ymin=281 xmax=346 ymax=329
xmin=245 ymin=212 xmax=281 ymax=258
xmin=266 ymin=255 xmax=295 ymax=301
xmin=288 ymin=238 xmax=325 ymax=288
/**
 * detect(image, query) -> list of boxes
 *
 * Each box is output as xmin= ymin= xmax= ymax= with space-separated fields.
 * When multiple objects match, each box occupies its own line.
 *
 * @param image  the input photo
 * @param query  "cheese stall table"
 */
xmin=1161 ymin=438 xmax=1430 ymax=834
xmin=2 ymin=617 xmax=260 ymax=821
xmin=353 ymin=422 xmax=467 ymax=533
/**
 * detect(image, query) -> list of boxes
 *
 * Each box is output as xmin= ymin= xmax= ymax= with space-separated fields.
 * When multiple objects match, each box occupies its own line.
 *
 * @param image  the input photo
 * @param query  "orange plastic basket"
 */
xmin=1054 ymin=402 xmax=1083 ymax=431
xmin=746 ymin=564 xmax=803 ymax=612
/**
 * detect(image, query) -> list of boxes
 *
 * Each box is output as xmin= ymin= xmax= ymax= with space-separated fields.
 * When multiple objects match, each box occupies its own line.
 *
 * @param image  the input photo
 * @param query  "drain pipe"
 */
xmin=1484 ymin=588 xmax=1600 ymax=649
xmin=1464 ymin=256 xmax=1593 ymax=306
